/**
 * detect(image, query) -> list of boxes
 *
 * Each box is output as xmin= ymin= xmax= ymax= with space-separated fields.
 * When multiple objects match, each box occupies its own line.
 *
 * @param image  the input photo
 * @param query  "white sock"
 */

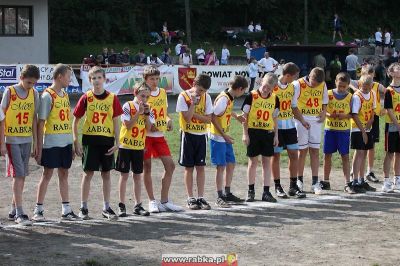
xmin=62 ymin=203 xmax=72 ymax=215
xmin=35 ymin=204 xmax=44 ymax=212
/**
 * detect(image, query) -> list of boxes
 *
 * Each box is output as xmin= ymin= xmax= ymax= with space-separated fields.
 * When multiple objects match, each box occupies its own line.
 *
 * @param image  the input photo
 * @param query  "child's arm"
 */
xmin=352 ymin=114 xmax=368 ymax=144
xmin=124 ymin=103 xmax=143 ymax=130
xmin=241 ymin=113 xmax=250 ymax=146
xmin=105 ymin=117 xmax=120 ymax=156
xmin=365 ymin=112 xmax=375 ymax=130
xmin=211 ymin=114 xmax=233 ymax=144
xmin=73 ymin=116 xmax=82 ymax=157
xmin=273 ymin=115 xmax=279 ymax=147
xmin=317 ymin=104 xmax=327 ymax=123
xmin=31 ymin=112 xmax=38 ymax=158
xmin=192 ymin=113 xmax=211 ymax=123
xmin=232 ymin=111 xmax=246 ymax=123
xmin=292 ymin=107 xmax=310 ymax=128
xmin=378 ymin=84 xmax=387 ymax=116
xmin=36 ymin=119 xmax=45 ymax=163
xmin=0 ymin=119 xmax=6 ymax=156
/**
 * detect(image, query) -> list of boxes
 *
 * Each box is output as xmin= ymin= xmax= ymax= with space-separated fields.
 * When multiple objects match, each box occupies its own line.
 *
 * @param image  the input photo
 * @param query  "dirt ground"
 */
xmin=0 ymin=156 xmax=399 ymax=266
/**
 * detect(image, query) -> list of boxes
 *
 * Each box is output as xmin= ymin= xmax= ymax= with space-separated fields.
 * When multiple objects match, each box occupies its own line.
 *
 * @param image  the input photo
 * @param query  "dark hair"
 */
xmin=139 ymin=49 xmax=145 ymax=53
xmin=282 ymin=62 xmax=300 ymax=76
xmin=193 ymin=73 xmax=211 ymax=90
xmin=230 ymin=75 xmax=248 ymax=90
xmin=335 ymin=72 xmax=350 ymax=84
xmin=20 ymin=64 xmax=40 ymax=80
xmin=310 ymin=67 xmax=325 ymax=83
xmin=53 ymin=64 xmax=72 ymax=80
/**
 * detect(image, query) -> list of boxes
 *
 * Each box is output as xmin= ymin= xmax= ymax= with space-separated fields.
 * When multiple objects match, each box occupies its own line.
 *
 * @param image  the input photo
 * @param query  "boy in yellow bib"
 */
xmin=382 ymin=63 xmax=400 ymax=192
xmin=210 ymin=75 xmax=248 ymax=208
xmin=176 ymin=74 xmax=213 ymax=210
xmin=1 ymin=65 xmax=40 ymax=225
xmin=73 ymin=66 xmax=123 ymax=220
xmin=322 ymin=73 xmax=355 ymax=194
xmin=116 ymin=83 xmax=154 ymax=217
xmin=33 ymin=64 xmax=80 ymax=222
xmin=242 ymin=73 xmax=279 ymax=202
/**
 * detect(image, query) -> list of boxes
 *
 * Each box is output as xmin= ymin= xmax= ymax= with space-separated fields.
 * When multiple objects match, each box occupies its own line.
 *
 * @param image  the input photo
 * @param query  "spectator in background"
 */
xmin=384 ymin=28 xmax=391 ymax=50
xmin=117 ymin=47 xmax=131 ymax=65
xmin=220 ymin=44 xmax=230 ymax=65
xmin=258 ymin=52 xmax=278 ymax=74
xmin=255 ymin=22 xmax=262 ymax=32
xmin=101 ymin=47 xmax=109 ymax=64
xmin=384 ymin=50 xmax=397 ymax=67
xmin=248 ymin=57 xmax=259 ymax=91
xmin=374 ymin=59 xmax=386 ymax=84
xmin=108 ymin=48 xmax=117 ymax=64
xmin=133 ymin=49 xmax=146 ymax=66
xmin=329 ymin=54 xmax=342 ymax=81
xmin=179 ymin=49 xmax=193 ymax=66
xmin=162 ymin=22 xmax=171 ymax=45
xmin=248 ymin=21 xmax=254 ymax=32
xmin=160 ymin=47 xmax=172 ymax=65
xmin=205 ymin=49 xmax=217 ymax=65
xmin=175 ymin=39 xmax=185 ymax=56
xmin=375 ymin=27 xmax=383 ymax=54
xmin=195 ymin=45 xmax=206 ymax=65
xmin=332 ymin=13 xmax=343 ymax=42
xmin=345 ymin=48 xmax=359 ymax=80
xmin=274 ymin=59 xmax=285 ymax=76
xmin=147 ymin=53 xmax=164 ymax=65
xmin=252 ymin=42 xmax=259 ymax=49
xmin=313 ymin=53 xmax=327 ymax=70
xmin=244 ymin=42 xmax=252 ymax=60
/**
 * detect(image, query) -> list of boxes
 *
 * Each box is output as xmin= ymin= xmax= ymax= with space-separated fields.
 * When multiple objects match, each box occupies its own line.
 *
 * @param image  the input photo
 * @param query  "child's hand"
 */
xmin=235 ymin=114 xmax=246 ymax=124
xmin=362 ymin=131 xmax=368 ymax=144
xmin=242 ymin=134 xmax=250 ymax=146
xmin=31 ymin=143 xmax=38 ymax=158
xmin=223 ymin=134 xmax=234 ymax=144
xmin=337 ymin=113 xmax=347 ymax=120
xmin=0 ymin=143 xmax=6 ymax=157
xmin=379 ymin=109 xmax=386 ymax=116
xmin=138 ymin=102 xmax=145 ymax=114
xmin=317 ymin=112 xmax=326 ymax=123
xmin=167 ymin=119 xmax=173 ymax=131
xmin=105 ymin=145 xmax=118 ymax=156
xmin=35 ymin=149 xmax=42 ymax=165
xmin=74 ymin=141 xmax=83 ymax=157
xmin=273 ymin=135 xmax=279 ymax=147
xmin=150 ymin=124 xmax=159 ymax=132
xmin=301 ymin=119 xmax=310 ymax=129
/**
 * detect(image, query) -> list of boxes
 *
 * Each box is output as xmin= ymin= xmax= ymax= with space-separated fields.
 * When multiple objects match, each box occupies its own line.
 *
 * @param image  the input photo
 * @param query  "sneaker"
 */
xmin=197 ymin=198 xmax=211 ymax=210
xmin=32 ymin=211 xmax=46 ymax=222
xmin=102 ymin=207 xmax=118 ymax=220
xmin=61 ymin=211 xmax=81 ymax=221
xmin=148 ymin=200 xmax=160 ymax=213
xmin=353 ymin=183 xmax=366 ymax=193
xmin=393 ymin=177 xmax=400 ymax=190
xmin=261 ymin=191 xmax=277 ymax=203
xmin=79 ymin=207 xmax=90 ymax=220
xmin=133 ymin=203 xmax=150 ymax=216
xmin=381 ymin=180 xmax=394 ymax=193
xmin=288 ymin=186 xmax=307 ymax=198
xmin=246 ymin=190 xmax=255 ymax=202
xmin=366 ymin=172 xmax=379 ymax=183
xmin=311 ymin=182 xmax=324 ymax=195
xmin=224 ymin=193 xmax=245 ymax=203
xmin=118 ymin=203 xmax=127 ymax=217
xmin=187 ymin=198 xmax=200 ymax=210
xmin=8 ymin=213 xmax=16 ymax=221
xmin=15 ymin=214 xmax=32 ymax=226
xmin=161 ymin=201 xmax=184 ymax=212
xmin=360 ymin=181 xmax=376 ymax=192
xmin=275 ymin=185 xmax=288 ymax=198
xmin=215 ymin=197 xmax=231 ymax=208
xmin=157 ymin=201 xmax=167 ymax=212
xmin=344 ymin=183 xmax=356 ymax=194
xmin=296 ymin=180 xmax=304 ymax=192
xmin=320 ymin=180 xmax=331 ymax=190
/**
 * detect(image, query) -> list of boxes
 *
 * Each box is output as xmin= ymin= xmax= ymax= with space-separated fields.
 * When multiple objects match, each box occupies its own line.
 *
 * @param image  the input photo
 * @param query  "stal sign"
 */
xmin=0 ymin=66 xmax=17 ymax=81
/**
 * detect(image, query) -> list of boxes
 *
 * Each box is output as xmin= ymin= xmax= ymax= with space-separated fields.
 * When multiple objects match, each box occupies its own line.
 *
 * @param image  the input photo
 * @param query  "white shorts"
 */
xmin=295 ymin=119 xmax=322 ymax=149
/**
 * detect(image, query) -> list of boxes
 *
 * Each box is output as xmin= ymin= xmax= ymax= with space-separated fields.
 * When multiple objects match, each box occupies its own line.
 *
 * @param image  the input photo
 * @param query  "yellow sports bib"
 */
xmin=273 ymin=83 xmax=294 ymax=120
xmin=5 ymin=86 xmax=35 ymax=137
xmin=297 ymin=78 xmax=325 ymax=116
xmin=179 ymin=92 xmax=208 ymax=134
xmin=357 ymin=81 xmax=382 ymax=115
xmin=325 ymin=90 xmax=352 ymax=131
xmin=44 ymin=88 xmax=72 ymax=135
xmin=210 ymin=91 xmax=233 ymax=136
xmin=148 ymin=88 xmax=167 ymax=132
xmin=385 ymin=86 xmax=400 ymax=124
xmin=119 ymin=101 xmax=146 ymax=150
xmin=82 ymin=90 xmax=115 ymax=137
xmin=351 ymin=91 xmax=374 ymax=129
xmin=247 ymin=90 xmax=276 ymax=130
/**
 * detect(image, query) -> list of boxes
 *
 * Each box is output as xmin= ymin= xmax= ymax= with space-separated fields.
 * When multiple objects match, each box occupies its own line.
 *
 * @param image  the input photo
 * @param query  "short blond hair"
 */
xmin=387 ymin=62 xmax=400 ymax=78
xmin=262 ymin=72 xmax=278 ymax=87
xmin=309 ymin=67 xmax=325 ymax=83
xmin=359 ymin=74 xmax=373 ymax=86
xmin=133 ymin=82 xmax=151 ymax=96
xmin=88 ymin=66 xmax=105 ymax=80
xmin=361 ymin=64 xmax=374 ymax=76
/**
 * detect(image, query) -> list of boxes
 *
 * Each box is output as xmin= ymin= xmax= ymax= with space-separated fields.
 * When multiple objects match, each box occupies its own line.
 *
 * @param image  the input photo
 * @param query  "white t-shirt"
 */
xmin=375 ymin=31 xmax=382 ymax=42
xmin=180 ymin=53 xmax=192 ymax=64
xmin=385 ymin=32 xmax=391 ymax=45
xmin=258 ymin=57 xmax=278 ymax=72
xmin=351 ymin=91 xmax=376 ymax=132
xmin=195 ymin=48 xmax=205 ymax=60
xmin=255 ymin=24 xmax=262 ymax=31
xmin=209 ymin=94 xmax=231 ymax=142
xmin=291 ymin=78 xmax=329 ymax=121
xmin=248 ymin=25 xmax=254 ymax=32
xmin=246 ymin=48 xmax=251 ymax=59
xmin=175 ymin=43 xmax=182 ymax=55
xmin=176 ymin=91 xmax=213 ymax=135
xmin=163 ymin=25 xmax=168 ymax=32
xmin=0 ymin=108 xmax=4 ymax=121
xmin=147 ymin=56 xmax=164 ymax=65
xmin=221 ymin=48 xmax=230 ymax=60
xmin=147 ymin=88 xmax=168 ymax=138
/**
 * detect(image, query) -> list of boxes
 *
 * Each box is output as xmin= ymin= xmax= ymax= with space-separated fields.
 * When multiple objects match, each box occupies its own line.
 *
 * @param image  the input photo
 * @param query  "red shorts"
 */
xmin=144 ymin=136 xmax=171 ymax=160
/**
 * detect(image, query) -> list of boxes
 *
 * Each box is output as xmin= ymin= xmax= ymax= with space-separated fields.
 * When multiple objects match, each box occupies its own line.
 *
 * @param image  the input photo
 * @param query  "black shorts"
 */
xmin=247 ymin=129 xmax=275 ymax=157
xmin=334 ymin=27 xmax=342 ymax=33
xmin=82 ymin=145 xmax=115 ymax=172
xmin=351 ymin=131 xmax=374 ymax=150
xmin=40 ymin=144 xmax=73 ymax=169
xmin=115 ymin=148 xmax=144 ymax=174
xmin=371 ymin=115 xmax=380 ymax=143
xmin=376 ymin=41 xmax=383 ymax=47
xmin=178 ymin=132 xmax=207 ymax=167
xmin=385 ymin=131 xmax=400 ymax=153
xmin=198 ymin=58 xmax=205 ymax=63
xmin=277 ymin=128 xmax=298 ymax=148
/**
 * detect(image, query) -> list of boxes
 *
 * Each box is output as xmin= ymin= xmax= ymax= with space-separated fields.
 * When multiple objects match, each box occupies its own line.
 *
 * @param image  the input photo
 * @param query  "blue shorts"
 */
xmin=323 ymin=130 xmax=350 ymax=155
xmin=210 ymin=139 xmax=235 ymax=166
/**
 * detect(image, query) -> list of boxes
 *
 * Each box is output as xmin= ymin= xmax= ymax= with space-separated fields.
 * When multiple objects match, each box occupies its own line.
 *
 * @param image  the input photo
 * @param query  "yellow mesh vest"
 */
xmin=247 ymin=90 xmax=276 ymax=130
xmin=325 ymin=90 xmax=352 ymax=131
xmin=210 ymin=91 xmax=233 ymax=136
xmin=119 ymin=101 xmax=147 ymax=150
xmin=44 ymin=88 xmax=72 ymax=134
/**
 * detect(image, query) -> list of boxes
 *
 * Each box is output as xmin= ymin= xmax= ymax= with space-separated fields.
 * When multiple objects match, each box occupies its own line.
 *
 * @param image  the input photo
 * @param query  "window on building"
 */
xmin=0 ymin=6 xmax=33 ymax=36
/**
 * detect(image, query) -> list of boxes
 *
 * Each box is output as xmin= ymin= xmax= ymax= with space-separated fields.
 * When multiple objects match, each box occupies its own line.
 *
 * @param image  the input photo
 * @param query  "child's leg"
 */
xmin=272 ymin=153 xmax=280 ymax=180
xmin=159 ymin=156 xmax=175 ymax=202
xmin=352 ymin=150 xmax=366 ymax=181
xmin=225 ymin=163 xmax=234 ymax=188
xmin=81 ymin=171 xmax=94 ymax=205
xmin=394 ymin=153 xmax=400 ymax=176
xmin=309 ymin=148 xmax=320 ymax=179
xmin=195 ymin=165 xmax=205 ymax=198
xmin=119 ymin=172 xmax=129 ymax=204
xmin=13 ymin=177 xmax=26 ymax=215
xmin=367 ymin=147 xmax=375 ymax=173
xmin=383 ymin=152 xmax=393 ymax=178
xmin=341 ymin=154 xmax=351 ymax=183
xmin=247 ymin=157 xmax=258 ymax=186
xmin=184 ymin=167 xmax=195 ymax=198
xmin=36 ymin=168 xmax=54 ymax=204
xmin=323 ymin=153 xmax=332 ymax=181
xmin=359 ymin=151 xmax=368 ymax=181
xmin=298 ymin=148 xmax=308 ymax=177
xmin=216 ymin=165 xmax=225 ymax=197
xmin=143 ymin=159 xmax=155 ymax=201
xmin=287 ymin=149 xmax=299 ymax=178
xmin=101 ymin=171 xmax=111 ymax=210
xmin=261 ymin=156 xmax=272 ymax=187
xmin=57 ymin=168 xmax=69 ymax=203
xmin=133 ymin=173 xmax=142 ymax=205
